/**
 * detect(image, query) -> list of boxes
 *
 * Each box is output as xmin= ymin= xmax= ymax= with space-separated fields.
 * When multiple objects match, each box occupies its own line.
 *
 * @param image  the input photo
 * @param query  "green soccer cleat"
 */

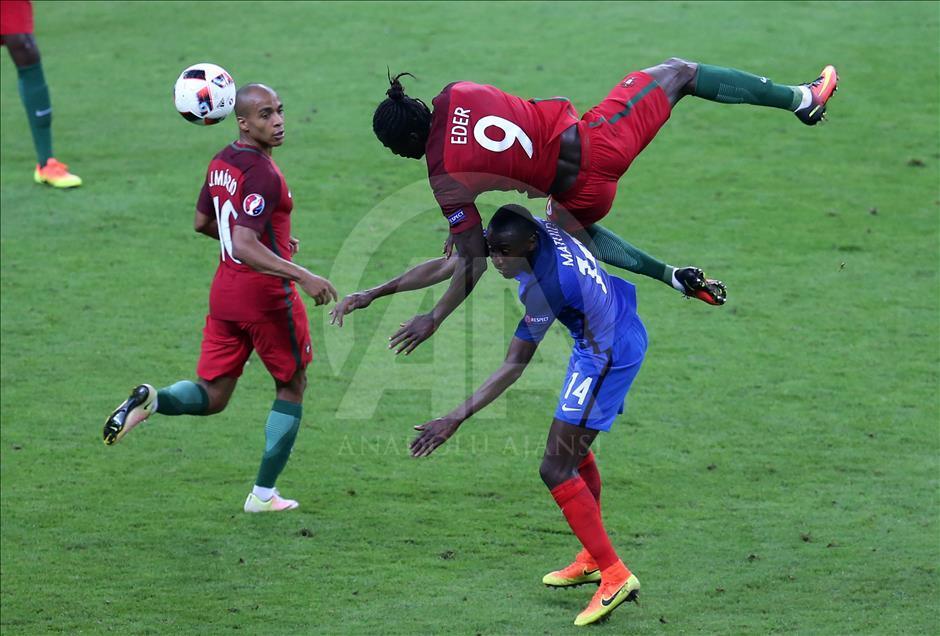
xmin=103 ymin=384 xmax=156 ymax=445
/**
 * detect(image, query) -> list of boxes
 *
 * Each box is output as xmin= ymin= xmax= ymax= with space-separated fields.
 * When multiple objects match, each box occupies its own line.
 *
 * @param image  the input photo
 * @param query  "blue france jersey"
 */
xmin=513 ymin=218 xmax=638 ymax=353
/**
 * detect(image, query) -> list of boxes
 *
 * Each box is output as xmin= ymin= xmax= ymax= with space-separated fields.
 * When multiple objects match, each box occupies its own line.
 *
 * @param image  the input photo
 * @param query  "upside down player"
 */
xmin=331 ymin=204 xmax=651 ymax=626
xmin=103 ymin=84 xmax=337 ymax=513
xmin=371 ymin=59 xmax=838 ymax=354
xmin=0 ymin=0 xmax=82 ymax=187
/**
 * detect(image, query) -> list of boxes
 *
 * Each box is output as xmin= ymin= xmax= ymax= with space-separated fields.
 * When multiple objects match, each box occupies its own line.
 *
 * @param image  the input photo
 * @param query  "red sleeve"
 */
xmin=196 ymin=178 xmax=212 ymax=216
xmin=234 ymin=163 xmax=282 ymax=233
xmin=426 ymin=83 xmax=482 ymax=235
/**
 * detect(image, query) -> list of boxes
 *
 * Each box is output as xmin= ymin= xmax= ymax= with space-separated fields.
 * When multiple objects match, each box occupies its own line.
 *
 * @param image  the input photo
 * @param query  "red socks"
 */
xmin=550 ymin=476 xmax=619 ymax=571
xmin=578 ymin=451 xmax=601 ymax=506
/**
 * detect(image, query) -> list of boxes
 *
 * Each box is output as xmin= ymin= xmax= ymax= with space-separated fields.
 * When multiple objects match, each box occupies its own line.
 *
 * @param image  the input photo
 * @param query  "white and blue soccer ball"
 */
xmin=174 ymin=62 xmax=236 ymax=125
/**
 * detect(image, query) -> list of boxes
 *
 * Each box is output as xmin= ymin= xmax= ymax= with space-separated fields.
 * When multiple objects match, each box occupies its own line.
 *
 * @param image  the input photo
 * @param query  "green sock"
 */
xmin=255 ymin=400 xmax=302 ymax=488
xmin=156 ymin=381 xmax=209 ymax=416
xmin=693 ymin=64 xmax=801 ymax=110
xmin=16 ymin=63 xmax=53 ymax=165
xmin=584 ymin=224 xmax=674 ymax=285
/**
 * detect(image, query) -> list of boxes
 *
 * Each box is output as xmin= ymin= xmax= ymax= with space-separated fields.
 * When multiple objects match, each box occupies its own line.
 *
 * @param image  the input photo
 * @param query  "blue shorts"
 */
xmin=554 ymin=317 xmax=647 ymax=432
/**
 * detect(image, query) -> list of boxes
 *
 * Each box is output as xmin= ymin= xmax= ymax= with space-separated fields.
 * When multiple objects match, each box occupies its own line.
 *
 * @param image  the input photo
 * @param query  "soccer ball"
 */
xmin=174 ymin=62 xmax=236 ymax=125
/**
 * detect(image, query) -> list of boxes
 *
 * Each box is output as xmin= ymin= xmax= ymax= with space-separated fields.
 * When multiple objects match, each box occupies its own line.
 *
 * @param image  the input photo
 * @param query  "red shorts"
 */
xmin=196 ymin=296 xmax=312 ymax=383
xmin=0 ymin=1 xmax=33 ymax=36
xmin=549 ymin=71 xmax=671 ymax=231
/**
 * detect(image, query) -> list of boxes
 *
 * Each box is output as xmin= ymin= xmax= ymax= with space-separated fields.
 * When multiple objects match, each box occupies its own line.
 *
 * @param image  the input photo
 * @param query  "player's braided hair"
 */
xmin=372 ymin=71 xmax=432 ymax=151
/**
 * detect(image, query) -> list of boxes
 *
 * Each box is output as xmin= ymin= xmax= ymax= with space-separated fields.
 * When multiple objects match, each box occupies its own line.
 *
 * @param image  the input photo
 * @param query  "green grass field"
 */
xmin=2 ymin=1 xmax=938 ymax=633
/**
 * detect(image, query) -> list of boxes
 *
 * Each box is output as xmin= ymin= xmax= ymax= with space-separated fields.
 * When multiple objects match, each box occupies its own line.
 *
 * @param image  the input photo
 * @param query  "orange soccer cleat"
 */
xmin=543 ymin=549 xmax=602 ymax=588
xmin=34 ymin=158 xmax=82 ymax=188
xmin=795 ymin=65 xmax=839 ymax=126
xmin=573 ymin=561 xmax=640 ymax=627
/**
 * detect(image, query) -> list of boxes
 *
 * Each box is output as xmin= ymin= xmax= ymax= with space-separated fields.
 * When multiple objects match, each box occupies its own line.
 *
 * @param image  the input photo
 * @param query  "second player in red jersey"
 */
xmin=103 ymin=84 xmax=337 ymax=514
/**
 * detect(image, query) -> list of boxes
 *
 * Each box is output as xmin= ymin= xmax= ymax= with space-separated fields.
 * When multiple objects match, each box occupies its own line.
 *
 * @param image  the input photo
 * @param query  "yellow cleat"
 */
xmin=34 ymin=158 xmax=82 ymax=188
xmin=573 ymin=566 xmax=640 ymax=627
xmin=543 ymin=549 xmax=602 ymax=588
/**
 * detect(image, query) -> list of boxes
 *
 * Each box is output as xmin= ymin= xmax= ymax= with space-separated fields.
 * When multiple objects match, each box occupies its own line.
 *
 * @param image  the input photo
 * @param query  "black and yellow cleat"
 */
xmin=103 ymin=384 xmax=156 ymax=445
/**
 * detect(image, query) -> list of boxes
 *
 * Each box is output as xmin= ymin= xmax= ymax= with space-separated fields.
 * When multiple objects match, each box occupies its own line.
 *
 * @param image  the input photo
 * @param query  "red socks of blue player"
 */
xmin=550 ymin=473 xmax=621 ymax=572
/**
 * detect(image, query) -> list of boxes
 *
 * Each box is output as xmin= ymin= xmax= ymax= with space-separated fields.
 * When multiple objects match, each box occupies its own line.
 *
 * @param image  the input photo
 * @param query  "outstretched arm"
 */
xmin=232 ymin=225 xmax=337 ymax=306
xmin=389 ymin=224 xmax=489 ymax=354
xmin=330 ymin=256 xmax=459 ymax=327
xmin=410 ymin=337 xmax=539 ymax=457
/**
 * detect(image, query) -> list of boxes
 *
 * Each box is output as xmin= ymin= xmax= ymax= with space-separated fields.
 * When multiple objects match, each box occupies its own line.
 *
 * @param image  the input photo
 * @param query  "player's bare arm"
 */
xmin=231 ymin=225 xmax=337 ymax=306
xmin=330 ymin=256 xmax=457 ymax=327
xmin=390 ymin=224 xmax=488 ymax=355
xmin=410 ymin=336 xmax=538 ymax=457
xmin=194 ymin=209 xmax=219 ymax=239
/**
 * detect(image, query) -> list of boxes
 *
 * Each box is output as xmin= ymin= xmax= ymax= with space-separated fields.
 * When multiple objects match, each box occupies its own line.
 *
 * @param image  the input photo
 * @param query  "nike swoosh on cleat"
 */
xmin=601 ymin=584 xmax=627 ymax=607
xmin=34 ymin=108 xmax=52 ymax=117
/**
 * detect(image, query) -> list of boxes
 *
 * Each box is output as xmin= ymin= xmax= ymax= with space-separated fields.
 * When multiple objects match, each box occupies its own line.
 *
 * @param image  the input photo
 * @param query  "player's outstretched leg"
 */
xmin=644 ymin=57 xmax=839 ymax=125
xmin=103 ymin=384 xmax=156 ymax=445
xmin=103 ymin=379 xmax=215 ymax=445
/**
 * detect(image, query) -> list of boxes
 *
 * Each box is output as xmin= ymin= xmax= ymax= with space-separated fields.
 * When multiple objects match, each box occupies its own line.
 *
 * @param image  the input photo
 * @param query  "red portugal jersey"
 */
xmin=196 ymin=141 xmax=295 ymax=322
xmin=425 ymin=82 xmax=580 ymax=234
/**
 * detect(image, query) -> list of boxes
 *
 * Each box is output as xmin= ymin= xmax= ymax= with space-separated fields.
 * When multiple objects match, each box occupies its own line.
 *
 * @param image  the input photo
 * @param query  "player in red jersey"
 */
xmin=371 ymin=59 xmax=838 ymax=353
xmin=103 ymin=84 xmax=337 ymax=513
xmin=1 ymin=0 xmax=81 ymax=187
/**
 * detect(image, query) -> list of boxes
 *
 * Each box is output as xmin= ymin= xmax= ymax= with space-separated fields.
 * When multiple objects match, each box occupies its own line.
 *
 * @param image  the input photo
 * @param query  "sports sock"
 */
xmin=251 ymin=485 xmax=276 ymax=500
xmin=255 ymin=399 xmax=302 ymax=489
xmin=579 ymin=451 xmax=602 ymax=507
xmin=584 ymin=224 xmax=673 ymax=285
xmin=550 ymin=476 xmax=621 ymax=572
xmin=693 ymin=64 xmax=802 ymax=111
xmin=156 ymin=380 xmax=209 ymax=416
xmin=16 ymin=63 xmax=53 ymax=165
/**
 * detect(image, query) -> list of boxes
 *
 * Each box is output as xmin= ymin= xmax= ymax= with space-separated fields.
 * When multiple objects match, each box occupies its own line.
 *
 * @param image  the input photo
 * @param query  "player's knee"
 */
xmin=662 ymin=57 xmax=697 ymax=85
xmin=5 ymin=34 xmax=40 ymax=67
xmin=539 ymin=458 xmax=574 ymax=489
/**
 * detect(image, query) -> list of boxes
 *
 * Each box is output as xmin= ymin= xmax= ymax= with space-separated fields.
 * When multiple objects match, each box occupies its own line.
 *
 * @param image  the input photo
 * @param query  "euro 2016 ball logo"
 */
xmin=243 ymin=193 xmax=266 ymax=216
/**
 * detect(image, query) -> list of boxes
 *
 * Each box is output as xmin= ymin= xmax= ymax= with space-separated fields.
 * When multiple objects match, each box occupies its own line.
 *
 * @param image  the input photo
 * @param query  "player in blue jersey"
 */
xmin=331 ymin=204 xmax=647 ymax=627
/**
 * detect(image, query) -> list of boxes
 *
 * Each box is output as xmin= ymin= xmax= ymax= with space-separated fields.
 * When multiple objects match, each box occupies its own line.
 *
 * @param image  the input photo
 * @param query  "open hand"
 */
xmin=389 ymin=313 xmax=437 ymax=355
xmin=329 ymin=291 xmax=374 ymax=327
xmin=411 ymin=417 xmax=461 ymax=457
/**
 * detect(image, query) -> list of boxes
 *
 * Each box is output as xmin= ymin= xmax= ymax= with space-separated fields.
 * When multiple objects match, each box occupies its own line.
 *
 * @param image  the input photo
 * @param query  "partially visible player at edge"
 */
xmin=372 ymin=58 xmax=838 ymax=354
xmin=0 ymin=0 xmax=81 ymax=187
xmin=332 ymin=204 xmax=649 ymax=627
xmin=103 ymin=84 xmax=337 ymax=513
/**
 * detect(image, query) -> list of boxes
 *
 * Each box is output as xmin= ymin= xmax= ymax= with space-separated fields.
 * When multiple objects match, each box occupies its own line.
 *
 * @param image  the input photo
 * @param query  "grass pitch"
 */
xmin=2 ymin=1 xmax=938 ymax=634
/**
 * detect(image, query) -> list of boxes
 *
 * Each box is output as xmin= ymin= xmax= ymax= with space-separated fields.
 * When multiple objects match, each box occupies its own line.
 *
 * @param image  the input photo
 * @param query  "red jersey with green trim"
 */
xmin=196 ymin=141 xmax=295 ymax=322
xmin=426 ymin=82 xmax=580 ymax=234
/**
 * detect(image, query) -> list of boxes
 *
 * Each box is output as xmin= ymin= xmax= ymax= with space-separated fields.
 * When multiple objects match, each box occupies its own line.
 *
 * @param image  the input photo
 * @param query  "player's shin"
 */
xmin=16 ymin=62 xmax=52 ymax=165
xmin=254 ymin=399 xmax=302 ymax=490
xmin=156 ymin=380 xmax=209 ymax=416
xmin=692 ymin=64 xmax=802 ymax=110
xmin=550 ymin=476 xmax=625 ymax=574
xmin=579 ymin=451 xmax=602 ymax=508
